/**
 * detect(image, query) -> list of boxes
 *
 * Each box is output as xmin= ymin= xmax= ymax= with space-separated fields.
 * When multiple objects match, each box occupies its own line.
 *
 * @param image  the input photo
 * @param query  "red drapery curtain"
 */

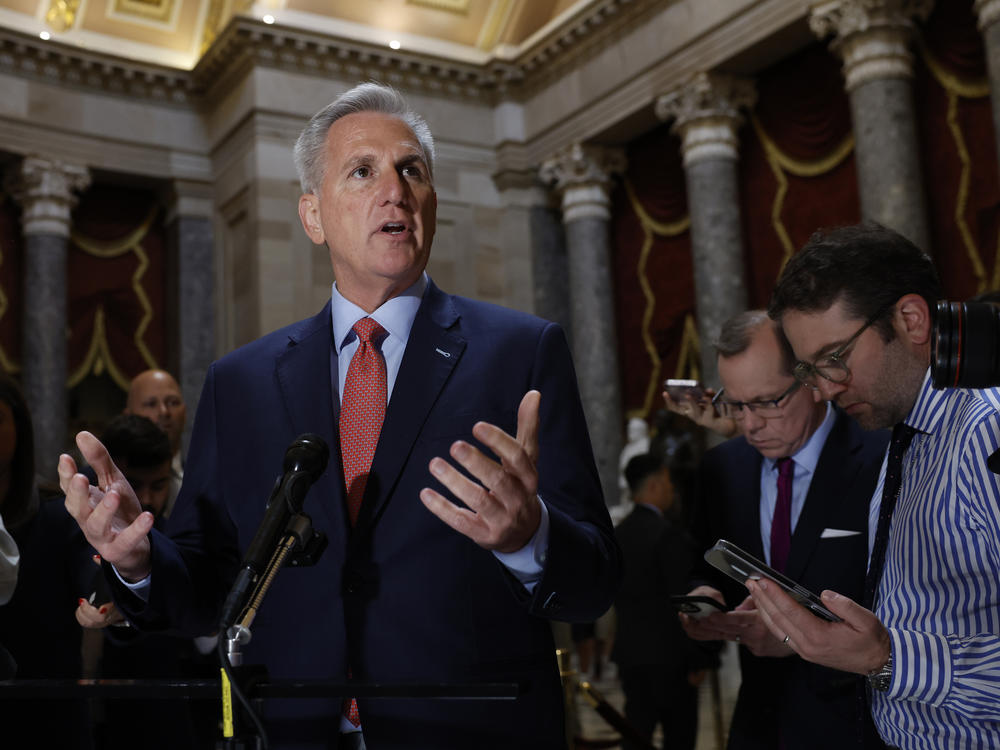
xmin=611 ymin=125 xmax=694 ymax=417
xmin=917 ymin=0 xmax=1000 ymax=300
xmin=67 ymin=183 xmax=167 ymax=391
xmin=739 ymin=42 xmax=860 ymax=310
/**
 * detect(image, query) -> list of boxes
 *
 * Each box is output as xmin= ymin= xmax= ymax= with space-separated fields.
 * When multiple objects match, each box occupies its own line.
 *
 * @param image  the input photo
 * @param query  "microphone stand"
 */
xmin=218 ymin=513 xmax=326 ymax=750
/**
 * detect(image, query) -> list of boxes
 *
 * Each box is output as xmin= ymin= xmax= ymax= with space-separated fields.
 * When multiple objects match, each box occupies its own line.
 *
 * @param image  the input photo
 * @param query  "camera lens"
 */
xmin=931 ymin=300 xmax=1000 ymax=388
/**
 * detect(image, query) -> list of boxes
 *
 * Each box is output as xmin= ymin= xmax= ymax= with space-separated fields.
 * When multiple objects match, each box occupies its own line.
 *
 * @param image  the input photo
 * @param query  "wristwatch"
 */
xmin=867 ymin=651 xmax=893 ymax=692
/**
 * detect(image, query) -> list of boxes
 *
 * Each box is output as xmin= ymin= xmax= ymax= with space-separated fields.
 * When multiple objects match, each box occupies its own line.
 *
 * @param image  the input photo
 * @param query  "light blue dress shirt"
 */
xmin=757 ymin=402 xmax=835 ymax=565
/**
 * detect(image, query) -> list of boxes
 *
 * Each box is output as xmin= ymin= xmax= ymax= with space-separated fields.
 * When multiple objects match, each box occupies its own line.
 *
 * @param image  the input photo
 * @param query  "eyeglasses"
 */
xmin=792 ymin=303 xmax=893 ymax=389
xmin=711 ymin=381 xmax=802 ymax=420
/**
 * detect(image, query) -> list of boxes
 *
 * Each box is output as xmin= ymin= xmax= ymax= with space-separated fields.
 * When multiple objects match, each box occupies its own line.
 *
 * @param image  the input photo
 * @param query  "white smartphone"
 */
xmin=704 ymin=539 xmax=841 ymax=622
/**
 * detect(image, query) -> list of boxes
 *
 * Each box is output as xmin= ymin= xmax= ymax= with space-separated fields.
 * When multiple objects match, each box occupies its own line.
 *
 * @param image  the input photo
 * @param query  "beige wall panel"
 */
xmin=0 ymin=0 xmax=38 ymax=16
xmin=78 ymin=0 xmax=202 ymax=53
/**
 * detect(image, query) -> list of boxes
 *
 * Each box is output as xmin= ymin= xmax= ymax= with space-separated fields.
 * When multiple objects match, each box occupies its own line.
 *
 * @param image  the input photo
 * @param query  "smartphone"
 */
xmin=664 ymin=378 xmax=705 ymax=401
xmin=670 ymin=595 xmax=728 ymax=619
xmin=704 ymin=539 xmax=841 ymax=622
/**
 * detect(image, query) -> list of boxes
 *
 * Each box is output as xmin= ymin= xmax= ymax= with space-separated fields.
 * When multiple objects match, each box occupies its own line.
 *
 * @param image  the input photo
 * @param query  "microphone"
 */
xmin=219 ymin=434 xmax=329 ymax=630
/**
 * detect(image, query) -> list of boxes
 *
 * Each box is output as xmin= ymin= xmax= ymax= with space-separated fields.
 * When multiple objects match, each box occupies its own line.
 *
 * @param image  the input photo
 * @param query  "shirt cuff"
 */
xmin=492 ymin=497 xmax=550 ymax=594
xmin=114 ymin=566 xmax=151 ymax=602
xmin=886 ymin=627 xmax=952 ymax=707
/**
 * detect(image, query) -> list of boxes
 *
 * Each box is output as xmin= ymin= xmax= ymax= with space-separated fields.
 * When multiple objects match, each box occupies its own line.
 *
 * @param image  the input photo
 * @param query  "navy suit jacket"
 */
xmin=117 ymin=281 xmax=621 ymax=749
xmin=692 ymin=409 xmax=889 ymax=750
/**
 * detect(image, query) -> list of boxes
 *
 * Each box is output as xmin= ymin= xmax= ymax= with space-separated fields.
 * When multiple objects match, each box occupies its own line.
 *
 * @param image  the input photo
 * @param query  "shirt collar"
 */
xmin=763 ymin=401 xmax=835 ymax=474
xmin=331 ymin=272 xmax=428 ymax=351
xmin=903 ymin=367 xmax=944 ymax=435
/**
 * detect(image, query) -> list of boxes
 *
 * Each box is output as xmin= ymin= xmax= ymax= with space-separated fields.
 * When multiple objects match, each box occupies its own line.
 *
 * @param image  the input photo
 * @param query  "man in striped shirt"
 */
xmin=750 ymin=222 xmax=1000 ymax=749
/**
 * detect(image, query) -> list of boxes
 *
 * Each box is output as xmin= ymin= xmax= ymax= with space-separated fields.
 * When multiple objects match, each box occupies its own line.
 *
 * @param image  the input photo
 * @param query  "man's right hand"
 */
xmin=678 ymin=585 xmax=731 ymax=641
xmin=59 ymin=431 xmax=155 ymax=583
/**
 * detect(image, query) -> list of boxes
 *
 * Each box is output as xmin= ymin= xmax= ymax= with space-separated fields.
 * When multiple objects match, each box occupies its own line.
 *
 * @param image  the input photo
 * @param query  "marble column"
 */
xmin=811 ymin=0 xmax=933 ymax=251
xmin=164 ymin=181 xmax=216 ymax=455
xmin=656 ymin=72 xmax=755 ymax=390
xmin=493 ymin=169 xmax=571 ymax=334
xmin=540 ymin=144 xmax=626 ymax=508
xmin=5 ymin=156 xmax=90 ymax=475
xmin=974 ymin=0 xmax=1000 ymax=175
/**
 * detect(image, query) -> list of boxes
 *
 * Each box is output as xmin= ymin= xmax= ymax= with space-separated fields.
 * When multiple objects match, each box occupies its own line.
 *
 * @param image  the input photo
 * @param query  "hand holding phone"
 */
xmin=671 ymin=595 xmax=728 ymax=619
xmin=704 ymin=539 xmax=841 ymax=622
xmin=663 ymin=379 xmax=705 ymax=402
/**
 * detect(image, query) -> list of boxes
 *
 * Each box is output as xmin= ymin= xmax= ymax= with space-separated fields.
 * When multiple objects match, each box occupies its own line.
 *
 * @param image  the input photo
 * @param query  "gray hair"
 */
xmin=714 ymin=309 xmax=795 ymax=375
xmin=293 ymin=81 xmax=436 ymax=195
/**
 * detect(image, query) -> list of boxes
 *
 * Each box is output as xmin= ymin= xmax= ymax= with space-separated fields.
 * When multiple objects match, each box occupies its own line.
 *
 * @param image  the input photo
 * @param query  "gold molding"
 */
xmin=407 ymin=0 xmax=470 ymax=13
xmin=45 ymin=0 xmax=82 ymax=33
xmin=624 ymin=178 xmax=692 ymax=417
xmin=112 ymin=0 xmax=175 ymax=24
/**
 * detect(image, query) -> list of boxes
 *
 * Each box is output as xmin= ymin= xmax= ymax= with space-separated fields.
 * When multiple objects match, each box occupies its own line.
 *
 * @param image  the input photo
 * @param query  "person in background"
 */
xmin=124 ymin=369 xmax=186 ymax=519
xmin=76 ymin=413 xmax=213 ymax=750
xmin=679 ymin=311 xmax=888 ymax=749
xmin=0 ymin=372 xmax=96 ymax=749
xmin=755 ymin=222 xmax=1000 ymax=749
xmin=613 ymin=451 xmax=712 ymax=750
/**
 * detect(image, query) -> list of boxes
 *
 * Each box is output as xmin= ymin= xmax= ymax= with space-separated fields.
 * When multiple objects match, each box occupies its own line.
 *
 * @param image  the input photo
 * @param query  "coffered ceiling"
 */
xmin=0 ymin=0 xmax=583 ymax=69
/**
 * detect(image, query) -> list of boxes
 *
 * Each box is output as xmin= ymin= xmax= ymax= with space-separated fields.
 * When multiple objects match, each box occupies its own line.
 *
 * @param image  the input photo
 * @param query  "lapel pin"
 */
xmin=434 ymin=347 xmax=452 ymax=358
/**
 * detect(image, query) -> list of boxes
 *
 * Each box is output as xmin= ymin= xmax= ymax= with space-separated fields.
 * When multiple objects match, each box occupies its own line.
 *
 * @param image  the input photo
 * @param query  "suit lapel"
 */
xmin=785 ymin=410 xmax=860 ymax=580
xmin=732 ymin=442 xmax=766 ymax=562
xmin=273 ymin=303 xmax=346 ymax=540
xmin=353 ymin=282 xmax=466 ymax=534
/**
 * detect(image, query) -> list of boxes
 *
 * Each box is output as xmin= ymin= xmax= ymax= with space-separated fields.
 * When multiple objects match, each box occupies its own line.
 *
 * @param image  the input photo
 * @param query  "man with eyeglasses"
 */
xmin=677 ymin=310 xmax=889 ymax=749
xmin=750 ymin=222 xmax=1000 ymax=750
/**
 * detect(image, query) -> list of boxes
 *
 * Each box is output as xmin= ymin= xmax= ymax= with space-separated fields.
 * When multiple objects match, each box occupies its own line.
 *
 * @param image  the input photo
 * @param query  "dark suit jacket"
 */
xmin=611 ymin=505 xmax=713 ymax=675
xmin=692 ymin=409 xmax=889 ymax=750
xmin=115 ymin=281 xmax=621 ymax=749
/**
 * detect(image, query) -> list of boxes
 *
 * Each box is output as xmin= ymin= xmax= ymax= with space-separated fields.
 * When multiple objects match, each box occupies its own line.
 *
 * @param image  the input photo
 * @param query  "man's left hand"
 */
xmin=421 ymin=390 xmax=542 ymax=554
xmin=747 ymin=578 xmax=891 ymax=675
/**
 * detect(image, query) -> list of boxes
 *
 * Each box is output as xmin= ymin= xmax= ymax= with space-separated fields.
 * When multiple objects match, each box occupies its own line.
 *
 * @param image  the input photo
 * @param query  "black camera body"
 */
xmin=931 ymin=300 xmax=1000 ymax=390
xmin=931 ymin=300 xmax=1000 ymax=474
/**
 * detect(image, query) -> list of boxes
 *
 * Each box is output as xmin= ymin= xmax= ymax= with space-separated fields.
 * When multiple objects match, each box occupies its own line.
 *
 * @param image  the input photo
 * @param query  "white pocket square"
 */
xmin=821 ymin=528 xmax=862 ymax=538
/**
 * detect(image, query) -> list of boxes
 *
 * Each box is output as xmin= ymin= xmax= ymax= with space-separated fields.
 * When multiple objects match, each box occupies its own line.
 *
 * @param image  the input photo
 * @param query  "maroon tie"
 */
xmin=770 ymin=457 xmax=794 ymax=573
xmin=339 ymin=317 xmax=387 ymax=729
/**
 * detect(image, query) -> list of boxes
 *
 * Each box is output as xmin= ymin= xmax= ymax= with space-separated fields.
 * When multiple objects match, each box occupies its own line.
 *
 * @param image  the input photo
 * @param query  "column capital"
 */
xmin=4 ymin=155 xmax=90 ymax=237
xmin=655 ymin=72 xmax=756 ymax=166
xmin=975 ymin=0 xmax=1000 ymax=31
xmin=810 ymin=0 xmax=934 ymax=91
xmin=539 ymin=143 xmax=625 ymax=223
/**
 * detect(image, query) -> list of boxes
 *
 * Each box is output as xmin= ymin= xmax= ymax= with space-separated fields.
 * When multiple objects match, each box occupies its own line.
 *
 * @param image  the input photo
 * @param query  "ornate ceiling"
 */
xmin=0 ymin=0 xmax=583 ymax=69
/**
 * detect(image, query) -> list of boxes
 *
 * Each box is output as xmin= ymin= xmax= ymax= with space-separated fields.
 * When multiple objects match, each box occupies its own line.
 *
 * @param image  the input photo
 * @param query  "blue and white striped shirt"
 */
xmin=869 ymin=369 xmax=1000 ymax=749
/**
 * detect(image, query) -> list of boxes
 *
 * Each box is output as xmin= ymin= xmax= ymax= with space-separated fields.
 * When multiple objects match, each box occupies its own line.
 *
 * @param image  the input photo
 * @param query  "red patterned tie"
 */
xmin=340 ymin=317 xmax=387 ymax=526
xmin=770 ymin=457 xmax=794 ymax=573
xmin=339 ymin=317 xmax=387 ymax=729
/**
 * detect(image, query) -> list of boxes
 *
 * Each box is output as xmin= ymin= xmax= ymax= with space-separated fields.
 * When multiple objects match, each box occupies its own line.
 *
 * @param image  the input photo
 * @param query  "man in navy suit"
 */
xmin=678 ymin=310 xmax=888 ymax=749
xmin=58 ymin=82 xmax=621 ymax=749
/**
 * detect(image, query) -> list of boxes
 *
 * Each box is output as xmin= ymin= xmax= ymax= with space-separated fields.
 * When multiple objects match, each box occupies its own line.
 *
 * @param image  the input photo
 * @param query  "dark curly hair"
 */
xmin=768 ymin=222 xmax=941 ymax=340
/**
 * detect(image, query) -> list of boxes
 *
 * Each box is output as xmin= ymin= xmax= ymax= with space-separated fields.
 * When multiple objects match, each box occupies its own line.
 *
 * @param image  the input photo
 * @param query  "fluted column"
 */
xmin=164 ymin=180 xmax=215 ymax=455
xmin=974 ymin=0 xmax=1000 ymax=176
xmin=811 ymin=0 xmax=933 ymax=250
xmin=540 ymin=144 xmax=626 ymax=508
xmin=5 ymin=156 xmax=90 ymax=475
xmin=656 ymin=72 xmax=755 ymax=389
